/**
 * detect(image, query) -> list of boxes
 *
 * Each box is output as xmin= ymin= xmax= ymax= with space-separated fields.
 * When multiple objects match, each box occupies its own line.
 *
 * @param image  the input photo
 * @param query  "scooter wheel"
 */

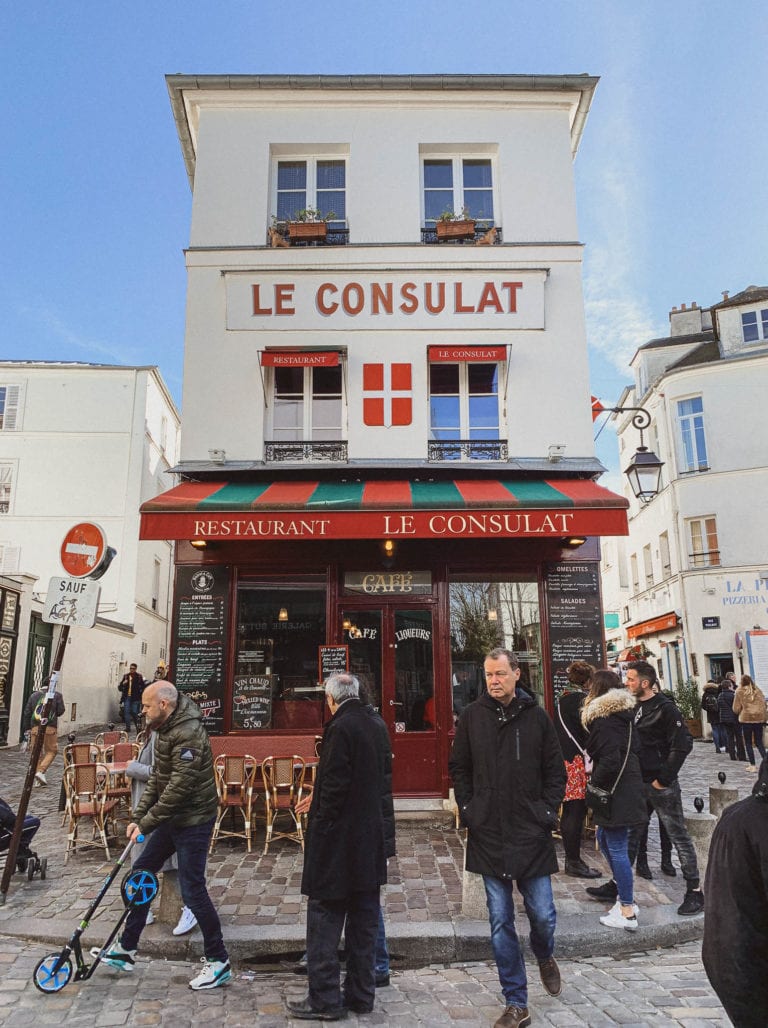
xmin=33 ymin=952 xmax=72 ymax=993
xmin=120 ymin=868 xmax=159 ymax=908
xmin=39 ymin=857 xmax=48 ymax=881
xmin=27 ymin=860 xmax=35 ymax=881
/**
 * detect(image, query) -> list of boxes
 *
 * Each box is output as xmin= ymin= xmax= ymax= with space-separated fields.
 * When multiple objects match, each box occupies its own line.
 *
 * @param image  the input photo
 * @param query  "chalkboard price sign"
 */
xmin=545 ymin=561 xmax=604 ymax=700
xmin=232 ymin=674 xmax=273 ymax=731
xmin=319 ymin=645 xmax=349 ymax=681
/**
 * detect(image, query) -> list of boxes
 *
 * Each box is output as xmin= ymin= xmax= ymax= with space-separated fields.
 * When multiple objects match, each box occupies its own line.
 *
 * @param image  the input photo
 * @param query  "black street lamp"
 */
xmin=608 ymin=406 xmax=664 ymax=503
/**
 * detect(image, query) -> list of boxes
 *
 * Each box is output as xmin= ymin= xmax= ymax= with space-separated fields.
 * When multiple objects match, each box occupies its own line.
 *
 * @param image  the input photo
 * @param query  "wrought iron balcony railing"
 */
xmin=264 ymin=440 xmax=348 ymax=463
xmin=427 ymin=440 xmax=508 ymax=462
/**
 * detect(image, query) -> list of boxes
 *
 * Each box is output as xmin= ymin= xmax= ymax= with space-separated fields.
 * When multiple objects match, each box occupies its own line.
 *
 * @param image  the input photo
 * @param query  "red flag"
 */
xmin=591 ymin=396 xmax=605 ymax=422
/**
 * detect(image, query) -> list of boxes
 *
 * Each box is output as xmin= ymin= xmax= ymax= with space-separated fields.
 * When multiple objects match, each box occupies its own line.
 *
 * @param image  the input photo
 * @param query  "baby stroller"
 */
xmin=0 ymin=798 xmax=47 ymax=881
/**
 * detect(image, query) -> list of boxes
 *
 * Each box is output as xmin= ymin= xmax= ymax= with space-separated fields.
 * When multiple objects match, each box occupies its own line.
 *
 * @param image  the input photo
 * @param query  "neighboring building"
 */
xmin=141 ymin=73 xmax=629 ymax=801
xmin=0 ymin=363 xmax=180 ymax=742
xmin=601 ymin=286 xmax=768 ymax=697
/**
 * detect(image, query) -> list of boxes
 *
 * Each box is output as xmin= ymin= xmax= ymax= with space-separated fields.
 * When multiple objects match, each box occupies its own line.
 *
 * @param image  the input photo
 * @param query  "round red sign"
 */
xmin=60 ymin=522 xmax=108 ymax=579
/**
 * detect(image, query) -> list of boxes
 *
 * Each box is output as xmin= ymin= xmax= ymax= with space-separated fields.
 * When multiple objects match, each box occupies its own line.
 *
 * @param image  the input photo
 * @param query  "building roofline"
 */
xmin=166 ymin=72 xmax=599 ymax=189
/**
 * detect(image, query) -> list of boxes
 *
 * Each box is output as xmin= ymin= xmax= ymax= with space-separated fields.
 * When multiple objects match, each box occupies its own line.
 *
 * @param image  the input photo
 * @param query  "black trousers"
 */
xmin=560 ymin=799 xmax=587 ymax=861
xmin=306 ymin=888 xmax=380 ymax=1013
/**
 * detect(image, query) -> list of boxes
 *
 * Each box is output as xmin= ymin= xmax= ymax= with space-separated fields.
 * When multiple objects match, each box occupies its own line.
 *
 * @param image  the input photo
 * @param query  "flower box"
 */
xmin=436 ymin=219 xmax=476 ymax=241
xmin=288 ymin=221 xmax=328 ymax=242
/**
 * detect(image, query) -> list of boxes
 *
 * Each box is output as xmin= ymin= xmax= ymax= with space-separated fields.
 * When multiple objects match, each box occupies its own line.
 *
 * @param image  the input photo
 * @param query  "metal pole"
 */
xmin=0 ymin=625 xmax=69 ymax=902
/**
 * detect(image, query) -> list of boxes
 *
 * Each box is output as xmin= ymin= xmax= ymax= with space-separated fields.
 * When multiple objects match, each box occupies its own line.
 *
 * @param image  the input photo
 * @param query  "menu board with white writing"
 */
xmin=232 ymin=635 xmax=275 ymax=730
xmin=171 ymin=566 xmax=230 ymax=734
xmin=545 ymin=562 xmax=604 ymax=699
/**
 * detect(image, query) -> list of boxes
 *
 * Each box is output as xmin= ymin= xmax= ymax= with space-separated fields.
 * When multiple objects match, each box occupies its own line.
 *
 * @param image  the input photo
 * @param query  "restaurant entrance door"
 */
xmin=340 ymin=604 xmax=440 ymax=794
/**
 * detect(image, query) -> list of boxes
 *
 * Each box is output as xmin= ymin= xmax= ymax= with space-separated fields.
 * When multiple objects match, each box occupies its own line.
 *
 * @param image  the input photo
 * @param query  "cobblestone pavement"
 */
xmin=0 ymin=936 xmax=730 ymax=1026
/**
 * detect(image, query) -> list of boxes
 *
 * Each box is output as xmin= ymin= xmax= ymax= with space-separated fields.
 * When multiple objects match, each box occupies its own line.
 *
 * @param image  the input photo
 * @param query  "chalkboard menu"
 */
xmin=544 ymin=562 xmax=604 ymax=699
xmin=171 ymin=566 xmax=230 ymax=734
xmin=319 ymin=645 xmax=348 ymax=682
xmin=232 ymin=635 xmax=274 ymax=730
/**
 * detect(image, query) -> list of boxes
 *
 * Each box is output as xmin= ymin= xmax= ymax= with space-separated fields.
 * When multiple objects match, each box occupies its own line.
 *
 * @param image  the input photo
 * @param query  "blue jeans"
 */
xmin=597 ymin=826 xmax=633 ymax=905
xmin=483 ymin=874 xmax=556 ymax=1007
xmin=123 ymin=698 xmax=140 ymax=732
xmin=121 ymin=817 xmax=227 ymax=963
xmin=711 ymin=723 xmax=726 ymax=751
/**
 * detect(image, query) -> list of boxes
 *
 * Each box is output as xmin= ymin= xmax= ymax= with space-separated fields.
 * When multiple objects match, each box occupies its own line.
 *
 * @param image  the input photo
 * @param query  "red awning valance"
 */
xmin=626 ymin=612 xmax=678 ymax=640
xmin=260 ymin=351 xmax=339 ymax=367
xmin=428 ymin=345 xmax=507 ymax=362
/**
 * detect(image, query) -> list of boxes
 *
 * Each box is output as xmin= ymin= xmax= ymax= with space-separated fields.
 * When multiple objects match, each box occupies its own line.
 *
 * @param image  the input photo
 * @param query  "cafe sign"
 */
xmin=343 ymin=571 xmax=432 ymax=596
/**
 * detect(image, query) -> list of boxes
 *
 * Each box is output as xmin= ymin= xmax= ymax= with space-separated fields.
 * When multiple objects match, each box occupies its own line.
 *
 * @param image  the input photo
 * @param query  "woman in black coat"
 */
xmin=581 ymin=669 xmax=646 ymax=931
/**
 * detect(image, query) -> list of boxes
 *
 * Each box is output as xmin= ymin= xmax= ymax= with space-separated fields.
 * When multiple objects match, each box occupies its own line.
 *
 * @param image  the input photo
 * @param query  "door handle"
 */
xmin=389 ymin=700 xmax=403 ymax=706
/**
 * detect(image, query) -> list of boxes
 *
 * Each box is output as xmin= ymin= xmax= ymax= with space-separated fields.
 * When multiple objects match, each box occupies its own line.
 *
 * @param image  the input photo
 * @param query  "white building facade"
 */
xmin=141 ymin=74 xmax=629 ymax=799
xmin=0 ymin=363 xmax=180 ymax=742
xmin=601 ymin=286 xmax=768 ymax=696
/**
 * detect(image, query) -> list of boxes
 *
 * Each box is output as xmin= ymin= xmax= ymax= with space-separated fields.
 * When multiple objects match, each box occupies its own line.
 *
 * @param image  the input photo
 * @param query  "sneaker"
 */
xmin=375 ymin=972 xmax=390 ymax=987
xmin=145 ymin=909 xmax=155 ymax=925
xmin=286 ymin=996 xmax=347 ymax=1020
xmin=677 ymin=889 xmax=704 ymax=916
xmin=585 ymin=879 xmax=618 ymax=901
xmin=660 ymin=859 xmax=677 ymax=877
xmin=494 ymin=1005 xmax=531 ymax=1028
xmin=189 ymin=957 xmax=232 ymax=991
xmin=173 ymin=906 xmax=198 ymax=936
xmin=95 ymin=940 xmax=137 ymax=972
xmin=34 ymin=771 xmax=48 ymax=786
xmin=600 ymin=906 xmax=638 ymax=931
xmin=608 ymin=900 xmax=639 ymax=916
xmin=564 ymin=858 xmax=602 ymax=879
xmin=538 ymin=956 xmax=561 ymax=996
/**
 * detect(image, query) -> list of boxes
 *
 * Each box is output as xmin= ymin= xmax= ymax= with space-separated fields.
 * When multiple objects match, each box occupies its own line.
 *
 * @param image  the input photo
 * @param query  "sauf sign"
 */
xmin=226 ymin=270 xmax=547 ymax=331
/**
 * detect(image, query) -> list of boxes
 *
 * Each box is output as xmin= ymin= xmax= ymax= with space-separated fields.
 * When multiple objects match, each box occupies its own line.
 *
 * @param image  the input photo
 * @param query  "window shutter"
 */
xmin=1 ymin=385 xmax=23 ymax=431
xmin=0 ymin=544 xmax=21 ymax=573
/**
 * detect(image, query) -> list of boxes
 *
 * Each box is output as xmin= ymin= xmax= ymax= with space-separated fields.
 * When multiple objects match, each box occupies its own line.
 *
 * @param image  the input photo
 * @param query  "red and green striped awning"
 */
xmin=140 ymin=478 xmax=628 ymax=542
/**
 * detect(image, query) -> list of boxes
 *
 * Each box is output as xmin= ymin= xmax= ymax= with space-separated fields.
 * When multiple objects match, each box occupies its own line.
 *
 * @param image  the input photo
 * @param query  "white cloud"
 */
xmin=20 ymin=304 xmax=139 ymax=365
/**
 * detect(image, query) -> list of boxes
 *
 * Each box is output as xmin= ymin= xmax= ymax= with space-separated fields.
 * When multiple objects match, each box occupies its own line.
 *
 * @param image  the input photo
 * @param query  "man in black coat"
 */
xmin=703 ymin=756 xmax=768 ymax=1028
xmin=288 ymin=672 xmax=390 ymax=1021
xmin=449 ymin=648 xmax=566 ymax=1028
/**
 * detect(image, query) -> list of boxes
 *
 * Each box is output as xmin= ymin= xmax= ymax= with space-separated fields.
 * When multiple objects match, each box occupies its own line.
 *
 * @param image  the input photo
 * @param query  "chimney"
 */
xmin=681 ymin=303 xmax=687 ymax=310
xmin=722 ymin=290 xmax=729 ymax=301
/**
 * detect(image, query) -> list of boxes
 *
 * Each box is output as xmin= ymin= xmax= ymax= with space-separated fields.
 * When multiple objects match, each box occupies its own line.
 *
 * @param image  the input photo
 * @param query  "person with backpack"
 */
xmin=701 ymin=681 xmax=725 ymax=752
xmin=21 ymin=678 xmax=66 ymax=787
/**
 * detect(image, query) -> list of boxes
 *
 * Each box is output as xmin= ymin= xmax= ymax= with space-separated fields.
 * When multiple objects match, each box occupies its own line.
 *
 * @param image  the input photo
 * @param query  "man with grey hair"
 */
xmin=288 ymin=672 xmax=390 ymax=1021
xmin=98 ymin=680 xmax=231 ymax=991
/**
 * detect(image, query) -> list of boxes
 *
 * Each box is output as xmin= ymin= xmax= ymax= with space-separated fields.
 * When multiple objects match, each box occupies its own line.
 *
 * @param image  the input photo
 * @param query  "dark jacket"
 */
xmin=119 ymin=671 xmax=147 ymax=701
xmin=700 ymin=686 xmax=721 ymax=725
xmin=22 ymin=689 xmax=65 ymax=731
xmin=449 ymin=690 xmax=566 ymax=880
xmin=132 ymin=693 xmax=217 ymax=834
xmin=703 ymin=760 xmax=768 ymax=1028
xmin=634 ymin=692 xmax=693 ymax=786
xmin=364 ymin=704 xmax=396 ymax=859
xmin=301 ymin=697 xmax=389 ymax=900
xmin=555 ymin=689 xmax=588 ymax=761
xmin=582 ymin=689 xmax=646 ymax=828
xmin=717 ymin=688 xmax=739 ymax=726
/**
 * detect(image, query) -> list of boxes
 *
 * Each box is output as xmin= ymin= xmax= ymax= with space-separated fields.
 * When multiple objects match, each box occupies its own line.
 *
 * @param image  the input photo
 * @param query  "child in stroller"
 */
xmin=0 ymin=796 xmax=45 ymax=877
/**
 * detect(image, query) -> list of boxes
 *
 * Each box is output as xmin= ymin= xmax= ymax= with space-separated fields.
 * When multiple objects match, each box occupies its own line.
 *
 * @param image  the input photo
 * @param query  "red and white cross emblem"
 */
xmin=362 ymin=363 xmax=412 ymax=427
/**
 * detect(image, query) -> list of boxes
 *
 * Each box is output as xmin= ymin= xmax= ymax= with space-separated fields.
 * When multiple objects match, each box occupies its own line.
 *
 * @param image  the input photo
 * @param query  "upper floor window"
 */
xmin=275 ymin=159 xmax=346 ymax=229
xmin=0 ymin=386 xmax=21 ymax=431
xmin=741 ymin=308 xmax=768 ymax=343
xmin=0 ymin=465 xmax=13 ymax=514
xmin=687 ymin=516 xmax=720 ymax=568
xmin=428 ymin=357 xmax=504 ymax=461
xmin=643 ymin=544 xmax=654 ymax=588
xmin=422 ymin=158 xmax=494 ymax=225
xmin=676 ymin=396 xmax=709 ymax=473
xmin=659 ymin=531 xmax=671 ymax=576
xmin=630 ymin=554 xmax=639 ymax=593
xmin=263 ymin=353 xmax=346 ymax=462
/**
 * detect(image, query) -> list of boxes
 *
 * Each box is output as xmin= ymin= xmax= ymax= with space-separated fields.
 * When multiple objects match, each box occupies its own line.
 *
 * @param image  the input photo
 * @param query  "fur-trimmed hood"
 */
xmin=581 ymin=687 xmax=637 ymax=728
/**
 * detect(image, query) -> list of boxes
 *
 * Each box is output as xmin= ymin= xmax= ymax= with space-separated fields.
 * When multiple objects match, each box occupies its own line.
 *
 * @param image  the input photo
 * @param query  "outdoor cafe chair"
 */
xmin=209 ymin=754 xmax=259 ymax=854
xmin=261 ymin=755 xmax=306 ymax=855
xmin=63 ymin=762 xmax=119 ymax=863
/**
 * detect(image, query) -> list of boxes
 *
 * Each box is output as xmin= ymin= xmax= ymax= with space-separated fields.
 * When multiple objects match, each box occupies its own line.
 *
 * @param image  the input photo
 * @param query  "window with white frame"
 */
xmin=0 ymin=465 xmax=13 ymax=514
xmin=429 ymin=362 xmax=501 ymax=458
xmin=676 ymin=396 xmax=709 ymax=472
xmin=741 ymin=308 xmax=768 ymax=343
xmin=687 ymin=516 xmax=720 ymax=568
xmin=274 ymin=158 xmax=346 ymax=228
xmin=270 ymin=364 xmax=344 ymax=442
xmin=422 ymin=157 xmax=495 ymax=224
xmin=659 ymin=531 xmax=671 ymax=576
xmin=630 ymin=554 xmax=639 ymax=592
xmin=643 ymin=544 xmax=654 ymax=588
xmin=0 ymin=386 xmax=21 ymax=431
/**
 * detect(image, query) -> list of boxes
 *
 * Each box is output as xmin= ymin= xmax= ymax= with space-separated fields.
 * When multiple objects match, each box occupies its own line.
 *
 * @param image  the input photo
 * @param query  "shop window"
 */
xmin=676 ymin=396 xmax=709 ymax=473
xmin=234 ymin=577 xmax=327 ymax=731
xmin=687 ymin=516 xmax=720 ymax=568
xmin=429 ymin=362 xmax=503 ymax=461
xmin=449 ymin=575 xmax=541 ymax=708
xmin=422 ymin=157 xmax=495 ymax=225
xmin=741 ymin=308 xmax=768 ymax=343
xmin=274 ymin=158 xmax=346 ymax=230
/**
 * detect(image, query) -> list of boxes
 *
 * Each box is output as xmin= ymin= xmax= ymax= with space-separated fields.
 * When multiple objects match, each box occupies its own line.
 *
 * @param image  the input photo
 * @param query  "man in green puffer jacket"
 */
xmin=99 ymin=682 xmax=231 ymax=992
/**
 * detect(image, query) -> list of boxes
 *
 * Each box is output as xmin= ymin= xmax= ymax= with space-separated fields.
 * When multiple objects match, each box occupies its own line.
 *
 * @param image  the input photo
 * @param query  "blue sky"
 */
xmin=3 ymin=1 xmax=767 ymax=482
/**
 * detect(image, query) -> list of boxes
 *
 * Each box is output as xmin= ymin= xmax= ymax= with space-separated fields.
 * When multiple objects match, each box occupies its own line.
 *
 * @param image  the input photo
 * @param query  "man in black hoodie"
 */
xmin=627 ymin=662 xmax=703 ymax=914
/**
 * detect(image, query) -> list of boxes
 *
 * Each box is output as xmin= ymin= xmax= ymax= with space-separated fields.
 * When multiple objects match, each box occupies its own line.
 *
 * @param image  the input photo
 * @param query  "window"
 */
xmin=151 ymin=559 xmax=161 ymax=613
xmin=429 ymin=362 xmax=502 ymax=460
xmin=741 ymin=308 xmax=768 ymax=343
xmin=659 ymin=531 xmax=671 ymax=575
xmin=271 ymin=364 xmax=344 ymax=442
xmin=630 ymin=554 xmax=639 ymax=592
xmin=676 ymin=396 xmax=709 ymax=472
xmin=275 ymin=159 xmax=346 ymax=228
xmin=0 ymin=386 xmax=21 ymax=431
xmin=0 ymin=465 xmax=12 ymax=514
xmin=423 ymin=158 xmax=494 ymax=224
xmin=687 ymin=516 xmax=720 ymax=568
xmin=643 ymin=544 xmax=654 ymax=588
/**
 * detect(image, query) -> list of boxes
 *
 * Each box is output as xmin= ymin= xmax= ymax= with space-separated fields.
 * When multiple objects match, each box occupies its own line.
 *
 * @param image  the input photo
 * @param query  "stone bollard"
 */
xmin=157 ymin=869 xmax=184 ymax=927
xmin=709 ymin=784 xmax=739 ymax=819
xmin=460 ymin=835 xmax=488 ymax=919
xmin=685 ymin=810 xmax=717 ymax=884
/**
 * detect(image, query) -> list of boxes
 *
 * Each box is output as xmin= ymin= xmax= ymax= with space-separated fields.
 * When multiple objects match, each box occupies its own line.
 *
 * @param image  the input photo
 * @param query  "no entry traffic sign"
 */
xmin=60 ymin=522 xmax=108 ymax=578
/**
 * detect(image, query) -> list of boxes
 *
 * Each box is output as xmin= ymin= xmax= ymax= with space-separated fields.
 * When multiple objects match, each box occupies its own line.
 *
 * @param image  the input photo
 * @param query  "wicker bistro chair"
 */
xmin=209 ymin=754 xmax=259 ymax=854
xmin=261 ymin=755 xmax=307 ymax=855
xmin=102 ymin=742 xmax=140 ymax=816
xmin=61 ymin=743 xmax=99 ymax=825
xmin=95 ymin=730 xmax=129 ymax=752
xmin=63 ymin=762 xmax=120 ymax=863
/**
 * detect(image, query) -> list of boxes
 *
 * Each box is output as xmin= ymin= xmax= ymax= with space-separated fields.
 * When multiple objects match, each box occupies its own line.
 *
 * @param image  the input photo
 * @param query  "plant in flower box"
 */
xmin=285 ymin=207 xmax=337 ymax=242
xmin=435 ymin=206 xmax=476 ymax=240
